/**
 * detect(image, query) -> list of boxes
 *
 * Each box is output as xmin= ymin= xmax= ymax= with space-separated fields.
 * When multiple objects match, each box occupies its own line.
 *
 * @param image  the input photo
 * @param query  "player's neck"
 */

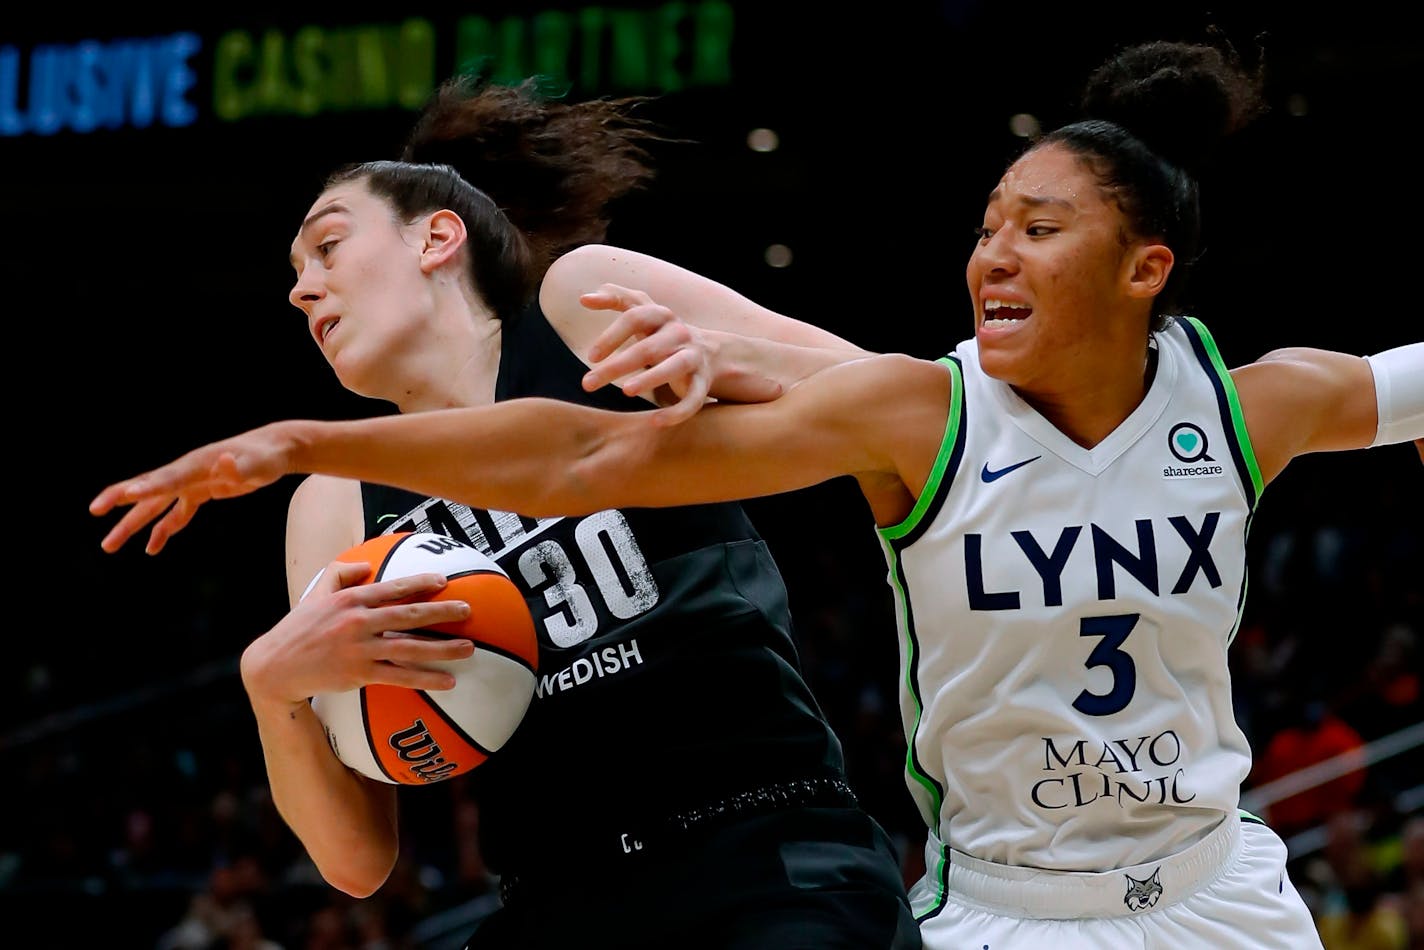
xmin=1015 ymin=346 xmax=1157 ymax=449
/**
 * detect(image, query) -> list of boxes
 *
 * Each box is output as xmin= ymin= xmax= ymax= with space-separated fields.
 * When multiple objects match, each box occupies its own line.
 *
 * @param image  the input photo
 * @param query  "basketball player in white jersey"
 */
xmin=94 ymin=38 xmax=1423 ymax=949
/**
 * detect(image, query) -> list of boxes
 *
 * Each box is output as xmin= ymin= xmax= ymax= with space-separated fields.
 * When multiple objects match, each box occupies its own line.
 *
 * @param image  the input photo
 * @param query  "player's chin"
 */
xmin=975 ymin=328 xmax=1032 ymax=382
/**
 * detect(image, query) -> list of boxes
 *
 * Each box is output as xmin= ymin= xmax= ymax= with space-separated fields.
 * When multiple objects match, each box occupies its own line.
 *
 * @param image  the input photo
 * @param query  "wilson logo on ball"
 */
xmin=309 ymin=531 xmax=539 ymax=786
xmin=389 ymin=719 xmax=458 ymax=783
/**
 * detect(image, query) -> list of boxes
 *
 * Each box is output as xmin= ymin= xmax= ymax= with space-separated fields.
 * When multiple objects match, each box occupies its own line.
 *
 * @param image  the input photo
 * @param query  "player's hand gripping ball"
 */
xmin=310 ymin=532 xmax=538 ymax=785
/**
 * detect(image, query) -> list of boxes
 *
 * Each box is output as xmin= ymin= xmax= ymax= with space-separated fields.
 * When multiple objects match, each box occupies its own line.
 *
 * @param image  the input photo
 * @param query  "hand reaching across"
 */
xmin=578 ymin=283 xmax=782 ymax=426
xmin=89 ymin=421 xmax=298 ymax=555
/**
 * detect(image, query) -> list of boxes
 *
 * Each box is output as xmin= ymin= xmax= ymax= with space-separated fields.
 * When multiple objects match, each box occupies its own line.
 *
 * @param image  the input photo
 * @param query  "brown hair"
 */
xmin=401 ymin=76 xmax=677 ymax=276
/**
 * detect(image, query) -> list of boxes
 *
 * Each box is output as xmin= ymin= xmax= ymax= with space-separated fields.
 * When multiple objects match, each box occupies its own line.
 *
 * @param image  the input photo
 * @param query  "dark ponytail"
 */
xmin=401 ymin=76 xmax=675 ymax=275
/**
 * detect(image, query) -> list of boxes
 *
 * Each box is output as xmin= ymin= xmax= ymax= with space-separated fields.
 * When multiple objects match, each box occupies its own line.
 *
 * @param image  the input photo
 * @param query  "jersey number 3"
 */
xmin=1072 ymin=613 xmax=1139 ymax=716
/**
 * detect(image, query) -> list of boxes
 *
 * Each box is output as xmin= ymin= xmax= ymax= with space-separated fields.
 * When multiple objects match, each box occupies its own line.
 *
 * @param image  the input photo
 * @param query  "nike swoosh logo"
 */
xmin=376 ymin=513 xmax=401 ymax=523
xmin=980 ymin=455 xmax=1041 ymax=482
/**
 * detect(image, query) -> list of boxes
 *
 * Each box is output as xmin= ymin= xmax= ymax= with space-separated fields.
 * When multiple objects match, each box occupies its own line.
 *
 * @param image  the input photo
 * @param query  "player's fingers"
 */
xmin=372 ymin=597 xmax=472 ymax=632
xmin=144 ymin=495 xmax=203 ymax=555
xmin=367 ymin=660 xmax=460 ymax=692
xmin=585 ymin=336 xmax=677 ymax=393
xmin=115 ymin=454 xmax=215 ymax=503
xmin=579 ymin=284 xmax=652 ymax=314
xmin=349 ymin=572 xmax=454 ymax=608
xmin=143 ymin=509 xmax=181 ymax=556
xmin=321 ymin=560 xmax=374 ymax=592
xmin=651 ymin=373 xmax=713 ymax=427
xmin=379 ymin=634 xmax=478 ymax=662
xmin=100 ymin=496 xmax=173 ymax=553
xmin=586 ymin=324 xmax=644 ymax=368
xmin=90 ymin=481 xmax=130 ymax=517
xmin=618 ymin=349 xmax=702 ymax=398
xmin=588 ymin=305 xmax=685 ymax=361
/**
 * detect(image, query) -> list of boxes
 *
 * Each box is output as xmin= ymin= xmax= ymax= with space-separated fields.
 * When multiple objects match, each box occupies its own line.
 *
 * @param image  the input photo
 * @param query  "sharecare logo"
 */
xmin=1164 ymin=422 xmax=1223 ymax=478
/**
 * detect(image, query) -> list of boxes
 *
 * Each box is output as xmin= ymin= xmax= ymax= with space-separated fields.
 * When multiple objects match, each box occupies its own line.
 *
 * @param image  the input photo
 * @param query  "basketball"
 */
xmin=308 ymin=531 xmax=539 ymax=786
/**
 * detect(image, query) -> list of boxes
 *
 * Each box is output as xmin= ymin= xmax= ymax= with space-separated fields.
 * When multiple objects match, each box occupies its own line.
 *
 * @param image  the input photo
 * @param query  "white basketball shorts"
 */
xmin=913 ymin=815 xmax=1323 ymax=949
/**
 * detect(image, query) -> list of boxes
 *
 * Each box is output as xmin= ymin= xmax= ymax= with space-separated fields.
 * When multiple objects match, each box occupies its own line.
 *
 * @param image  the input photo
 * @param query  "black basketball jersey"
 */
xmin=360 ymin=304 xmax=848 ymax=875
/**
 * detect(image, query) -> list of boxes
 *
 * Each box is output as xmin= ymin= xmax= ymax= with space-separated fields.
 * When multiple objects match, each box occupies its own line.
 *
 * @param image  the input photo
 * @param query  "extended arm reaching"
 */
xmin=90 ymin=353 xmax=952 ymax=554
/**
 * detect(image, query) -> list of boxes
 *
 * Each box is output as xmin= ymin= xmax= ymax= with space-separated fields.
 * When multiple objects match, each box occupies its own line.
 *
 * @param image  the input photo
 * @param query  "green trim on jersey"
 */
xmin=1180 ymin=316 xmax=1264 ymax=503
xmin=879 ymin=540 xmax=947 ymax=828
xmin=880 ymin=357 xmax=964 ymax=541
xmin=1177 ymin=317 xmax=1262 ymax=647
xmin=875 ymin=355 xmax=962 ymax=837
xmin=1238 ymin=808 xmax=1266 ymax=824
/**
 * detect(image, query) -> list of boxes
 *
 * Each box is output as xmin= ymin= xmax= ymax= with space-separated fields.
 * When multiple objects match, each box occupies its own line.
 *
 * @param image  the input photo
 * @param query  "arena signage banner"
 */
xmin=1 ymin=2 xmax=734 ymax=136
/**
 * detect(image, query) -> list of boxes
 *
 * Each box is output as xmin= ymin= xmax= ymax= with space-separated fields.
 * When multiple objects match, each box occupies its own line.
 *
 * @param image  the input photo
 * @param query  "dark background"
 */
xmin=5 ymin=2 xmax=1421 ymax=947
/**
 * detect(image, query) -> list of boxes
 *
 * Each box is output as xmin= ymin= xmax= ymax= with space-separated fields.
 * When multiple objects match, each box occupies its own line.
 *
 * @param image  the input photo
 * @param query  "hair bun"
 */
xmin=1080 ymin=40 xmax=1265 ymax=172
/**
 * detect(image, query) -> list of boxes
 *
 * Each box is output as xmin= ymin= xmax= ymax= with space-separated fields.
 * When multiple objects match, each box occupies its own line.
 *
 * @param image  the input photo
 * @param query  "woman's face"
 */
xmin=288 ymin=180 xmax=434 ymax=397
xmin=965 ymin=143 xmax=1145 ymax=391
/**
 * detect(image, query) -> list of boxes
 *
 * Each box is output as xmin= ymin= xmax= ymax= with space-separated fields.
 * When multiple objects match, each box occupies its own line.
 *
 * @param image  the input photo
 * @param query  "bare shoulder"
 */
xmin=1230 ymin=347 xmax=1377 ymax=483
xmin=809 ymin=353 xmax=953 ymax=488
xmin=812 ymin=354 xmax=954 ymax=522
xmin=811 ymin=351 xmax=954 ymax=399
xmin=285 ymin=475 xmax=364 ymax=605
xmin=288 ymin=473 xmax=362 ymax=524
xmin=538 ymin=245 xmax=633 ymax=362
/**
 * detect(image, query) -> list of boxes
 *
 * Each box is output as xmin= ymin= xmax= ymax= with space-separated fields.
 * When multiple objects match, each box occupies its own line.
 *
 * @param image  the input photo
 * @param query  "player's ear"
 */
xmin=420 ymin=209 xmax=467 ymax=273
xmin=1125 ymin=242 xmax=1173 ymax=300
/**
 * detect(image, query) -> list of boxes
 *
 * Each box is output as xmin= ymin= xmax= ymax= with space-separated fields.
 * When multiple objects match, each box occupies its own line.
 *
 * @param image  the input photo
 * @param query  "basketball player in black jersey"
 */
xmin=101 ymin=78 xmax=917 ymax=948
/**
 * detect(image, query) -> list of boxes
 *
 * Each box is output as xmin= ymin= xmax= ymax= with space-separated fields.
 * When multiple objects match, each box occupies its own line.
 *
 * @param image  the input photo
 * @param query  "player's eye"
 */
xmin=317 ymin=240 xmax=338 ymax=258
xmin=973 ymin=226 xmax=994 ymax=241
xmin=1026 ymin=225 xmax=1059 ymax=237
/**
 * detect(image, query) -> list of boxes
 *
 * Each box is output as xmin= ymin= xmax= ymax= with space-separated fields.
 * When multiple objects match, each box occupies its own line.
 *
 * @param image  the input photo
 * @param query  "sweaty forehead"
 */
xmin=989 ymin=146 xmax=1091 ymax=208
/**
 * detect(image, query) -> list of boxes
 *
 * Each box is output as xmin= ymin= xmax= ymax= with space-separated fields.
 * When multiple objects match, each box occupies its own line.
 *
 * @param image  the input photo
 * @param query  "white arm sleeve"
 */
xmin=1365 ymin=342 xmax=1424 ymax=447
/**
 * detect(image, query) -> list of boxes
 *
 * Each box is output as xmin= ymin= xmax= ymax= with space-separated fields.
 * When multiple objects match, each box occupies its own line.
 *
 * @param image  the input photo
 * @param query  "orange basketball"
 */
xmin=309 ymin=531 xmax=538 ymax=786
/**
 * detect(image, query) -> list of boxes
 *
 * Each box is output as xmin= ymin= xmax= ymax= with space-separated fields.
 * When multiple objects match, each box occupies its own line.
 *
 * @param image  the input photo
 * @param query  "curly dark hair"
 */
xmin=1031 ymin=36 xmax=1268 ymax=328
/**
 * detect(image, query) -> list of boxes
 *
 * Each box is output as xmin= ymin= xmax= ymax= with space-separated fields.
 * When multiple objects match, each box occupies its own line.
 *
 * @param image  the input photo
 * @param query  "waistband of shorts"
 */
xmin=931 ymin=814 xmax=1242 ymax=919
xmin=499 ymin=775 xmax=858 ymax=903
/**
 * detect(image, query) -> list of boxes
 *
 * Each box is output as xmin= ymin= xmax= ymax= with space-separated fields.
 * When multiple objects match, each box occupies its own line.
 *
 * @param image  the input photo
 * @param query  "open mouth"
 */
xmin=316 ymin=316 xmax=341 ymax=343
xmin=982 ymin=300 xmax=1032 ymax=326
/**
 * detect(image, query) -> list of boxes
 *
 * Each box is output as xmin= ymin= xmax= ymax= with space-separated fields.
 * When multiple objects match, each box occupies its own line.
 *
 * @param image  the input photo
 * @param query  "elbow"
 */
xmin=312 ymin=833 xmax=398 ymax=899
xmin=321 ymin=854 xmax=395 ymax=899
xmin=332 ymin=880 xmax=384 ymax=900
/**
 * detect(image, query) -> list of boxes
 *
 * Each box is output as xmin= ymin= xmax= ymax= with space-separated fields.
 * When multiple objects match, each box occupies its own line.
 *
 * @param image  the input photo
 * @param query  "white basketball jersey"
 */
xmin=879 ymin=318 xmax=1263 ymax=887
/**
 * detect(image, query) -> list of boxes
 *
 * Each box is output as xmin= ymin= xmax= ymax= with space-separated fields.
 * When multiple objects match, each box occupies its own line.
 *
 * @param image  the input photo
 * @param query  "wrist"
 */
xmin=1366 ymin=343 xmax=1424 ymax=447
xmin=704 ymin=329 xmax=749 ymax=388
xmin=280 ymin=419 xmax=320 ymax=474
xmin=239 ymin=642 xmax=308 ymax=717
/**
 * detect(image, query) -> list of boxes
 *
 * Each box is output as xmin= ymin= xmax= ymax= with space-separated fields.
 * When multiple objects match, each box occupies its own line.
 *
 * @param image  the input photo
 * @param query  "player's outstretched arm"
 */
xmin=91 ymin=354 xmax=945 ymax=554
xmin=1233 ymin=341 xmax=1424 ymax=484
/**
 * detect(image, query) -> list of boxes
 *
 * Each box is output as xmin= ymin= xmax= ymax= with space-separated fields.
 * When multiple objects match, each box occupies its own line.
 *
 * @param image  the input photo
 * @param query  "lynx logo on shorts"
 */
xmin=1123 ymin=867 xmax=1164 ymax=911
